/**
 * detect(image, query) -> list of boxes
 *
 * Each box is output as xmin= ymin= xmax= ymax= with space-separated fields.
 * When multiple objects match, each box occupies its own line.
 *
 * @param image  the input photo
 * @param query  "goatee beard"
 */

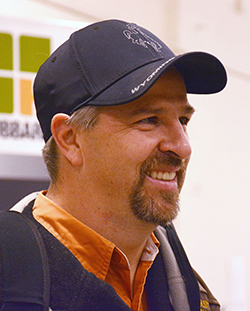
xmin=129 ymin=152 xmax=186 ymax=226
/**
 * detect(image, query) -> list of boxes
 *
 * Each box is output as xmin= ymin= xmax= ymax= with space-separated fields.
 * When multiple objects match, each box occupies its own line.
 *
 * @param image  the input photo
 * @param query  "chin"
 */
xmin=130 ymin=189 xmax=180 ymax=226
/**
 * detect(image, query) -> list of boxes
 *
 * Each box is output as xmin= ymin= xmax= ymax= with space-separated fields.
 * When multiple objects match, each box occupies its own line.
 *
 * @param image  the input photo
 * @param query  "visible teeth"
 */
xmin=158 ymin=172 xmax=163 ymax=179
xmin=147 ymin=171 xmax=176 ymax=181
xmin=151 ymin=171 xmax=158 ymax=179
xmin=163 ymin=172 xmax=175 ymax=180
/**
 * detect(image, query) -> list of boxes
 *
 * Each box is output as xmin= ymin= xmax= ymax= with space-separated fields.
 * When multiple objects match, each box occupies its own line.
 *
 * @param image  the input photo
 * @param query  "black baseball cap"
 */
xmin=34 ymin=19 xmax=227 ymax=142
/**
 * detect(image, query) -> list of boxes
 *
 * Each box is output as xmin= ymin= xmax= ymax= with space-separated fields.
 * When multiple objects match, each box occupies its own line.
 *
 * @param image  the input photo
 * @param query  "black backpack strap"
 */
xmin=0 ymin=202 xmax=50 ymax=310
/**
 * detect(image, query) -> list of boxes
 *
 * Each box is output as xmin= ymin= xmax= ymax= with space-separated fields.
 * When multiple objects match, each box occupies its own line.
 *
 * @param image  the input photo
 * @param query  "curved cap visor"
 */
xmin=79 ymin=51 xmax=227 ymax=108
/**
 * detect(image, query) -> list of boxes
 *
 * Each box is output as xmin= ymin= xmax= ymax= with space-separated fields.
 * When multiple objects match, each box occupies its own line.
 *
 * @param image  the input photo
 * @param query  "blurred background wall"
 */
xmin=0 ymin=0 xmax=249 ymax=310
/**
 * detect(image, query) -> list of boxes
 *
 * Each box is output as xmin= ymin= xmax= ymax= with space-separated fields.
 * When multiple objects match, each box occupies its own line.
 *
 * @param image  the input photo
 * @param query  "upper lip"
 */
xmin=147 ymin=166 xmax=180 ymax=173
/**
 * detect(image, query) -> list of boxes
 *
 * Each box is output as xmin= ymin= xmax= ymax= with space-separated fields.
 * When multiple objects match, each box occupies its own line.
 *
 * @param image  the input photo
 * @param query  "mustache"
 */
xmin=140 ymin=152 xmax=185 ymax=173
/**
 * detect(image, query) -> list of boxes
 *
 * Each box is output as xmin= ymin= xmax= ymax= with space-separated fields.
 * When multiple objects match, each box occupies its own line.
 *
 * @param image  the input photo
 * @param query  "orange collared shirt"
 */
xmin=33 ymin=192 xmax=159 ymax=311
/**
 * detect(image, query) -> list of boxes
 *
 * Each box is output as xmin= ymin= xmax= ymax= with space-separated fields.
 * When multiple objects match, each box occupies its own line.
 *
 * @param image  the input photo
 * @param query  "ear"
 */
xmin=51 ymin=113 xmax=83 ymax=167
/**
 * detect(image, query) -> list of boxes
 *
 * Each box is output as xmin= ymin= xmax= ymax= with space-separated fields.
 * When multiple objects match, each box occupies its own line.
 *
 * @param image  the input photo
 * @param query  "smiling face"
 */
xmin=78 ymin=68 xmax=194 ymax=226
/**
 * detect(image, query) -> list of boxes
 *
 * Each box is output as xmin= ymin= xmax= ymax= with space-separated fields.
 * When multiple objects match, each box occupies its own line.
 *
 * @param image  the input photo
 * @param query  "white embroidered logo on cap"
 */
xmin=123 ymin=24 xmax=162 ymax=53
xmin=131 ymin=57 xmax=175 ymax=94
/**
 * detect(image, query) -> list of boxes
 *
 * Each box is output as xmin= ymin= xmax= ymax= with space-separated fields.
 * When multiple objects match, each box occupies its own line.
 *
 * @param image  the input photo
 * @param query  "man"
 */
xmin=0 ymin=20 xmax=227 ymax=310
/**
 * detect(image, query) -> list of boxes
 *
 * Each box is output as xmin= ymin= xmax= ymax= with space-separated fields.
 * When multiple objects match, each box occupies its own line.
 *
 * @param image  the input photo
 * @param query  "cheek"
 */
xmin=118 ymin=133 xmax=159 ymax=160
xmin=84 ymin=131 xmax=160 ymax=187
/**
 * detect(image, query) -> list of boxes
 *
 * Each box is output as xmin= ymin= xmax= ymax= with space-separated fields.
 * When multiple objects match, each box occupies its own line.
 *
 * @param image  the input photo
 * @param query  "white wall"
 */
xmin=177 ymin=2 xmax=250 ymax=310
xmin=1 ymin=0 xmax=249 ymax=309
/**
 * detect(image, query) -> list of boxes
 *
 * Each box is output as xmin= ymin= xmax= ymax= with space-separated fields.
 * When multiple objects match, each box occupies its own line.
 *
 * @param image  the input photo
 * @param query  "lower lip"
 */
xmin=145 ymin=175 xmax=178 ymax=192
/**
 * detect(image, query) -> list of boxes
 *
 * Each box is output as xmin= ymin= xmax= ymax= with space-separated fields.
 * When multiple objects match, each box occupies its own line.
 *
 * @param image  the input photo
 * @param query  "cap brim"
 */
xmin=82 ymin=51 xmax=227 ymax=108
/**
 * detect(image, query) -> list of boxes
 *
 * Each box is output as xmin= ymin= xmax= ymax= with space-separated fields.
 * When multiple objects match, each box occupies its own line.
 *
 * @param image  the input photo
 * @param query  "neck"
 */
xmin=46 ymin=181 xmax=156 ymax=281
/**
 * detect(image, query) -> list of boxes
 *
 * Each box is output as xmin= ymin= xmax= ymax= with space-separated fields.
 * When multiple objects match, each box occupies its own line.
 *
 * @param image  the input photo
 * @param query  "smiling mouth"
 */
xmin=146 ymin=171 xmax=176 ymax=181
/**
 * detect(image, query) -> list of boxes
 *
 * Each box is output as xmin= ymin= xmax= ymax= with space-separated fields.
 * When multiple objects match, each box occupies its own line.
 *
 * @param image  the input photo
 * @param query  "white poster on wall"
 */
xmin=0 ymin=16 xmax=88 ymax=156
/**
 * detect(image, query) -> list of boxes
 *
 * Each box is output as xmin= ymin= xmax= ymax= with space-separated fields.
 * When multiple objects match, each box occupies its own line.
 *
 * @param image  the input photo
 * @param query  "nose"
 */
xmin=158 ymin=122 xmax=192 ymax=160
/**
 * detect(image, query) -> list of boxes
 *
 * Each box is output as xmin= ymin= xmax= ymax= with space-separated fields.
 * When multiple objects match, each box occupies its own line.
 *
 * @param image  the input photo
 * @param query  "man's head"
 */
xmin=34 ymin=19 xmax=227 ymax=226
xmin=34 ymin=19 xmax=227 ymax=142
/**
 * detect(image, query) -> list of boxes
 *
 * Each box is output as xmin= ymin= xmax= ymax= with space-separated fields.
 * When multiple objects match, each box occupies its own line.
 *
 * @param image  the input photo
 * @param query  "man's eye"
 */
xmin=139 ymin=117 xmax=158 ymax=125
xmin=179 ymin=117 xmax=190 ymax=126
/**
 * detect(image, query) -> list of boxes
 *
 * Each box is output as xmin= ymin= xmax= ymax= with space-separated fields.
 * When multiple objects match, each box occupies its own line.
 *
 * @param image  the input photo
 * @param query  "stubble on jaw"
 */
xmin=129 ymin=152 xmax=187 ymax=226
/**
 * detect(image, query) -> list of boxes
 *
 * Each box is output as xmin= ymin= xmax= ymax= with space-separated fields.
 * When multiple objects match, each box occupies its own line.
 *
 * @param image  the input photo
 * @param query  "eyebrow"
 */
xmin=132 ymin=104 xmax=195 ymax=116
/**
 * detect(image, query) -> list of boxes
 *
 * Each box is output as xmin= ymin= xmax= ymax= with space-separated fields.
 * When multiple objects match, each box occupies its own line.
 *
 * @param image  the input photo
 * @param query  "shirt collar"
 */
xmin=33 ymin=191 xmax=159 ymax=280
